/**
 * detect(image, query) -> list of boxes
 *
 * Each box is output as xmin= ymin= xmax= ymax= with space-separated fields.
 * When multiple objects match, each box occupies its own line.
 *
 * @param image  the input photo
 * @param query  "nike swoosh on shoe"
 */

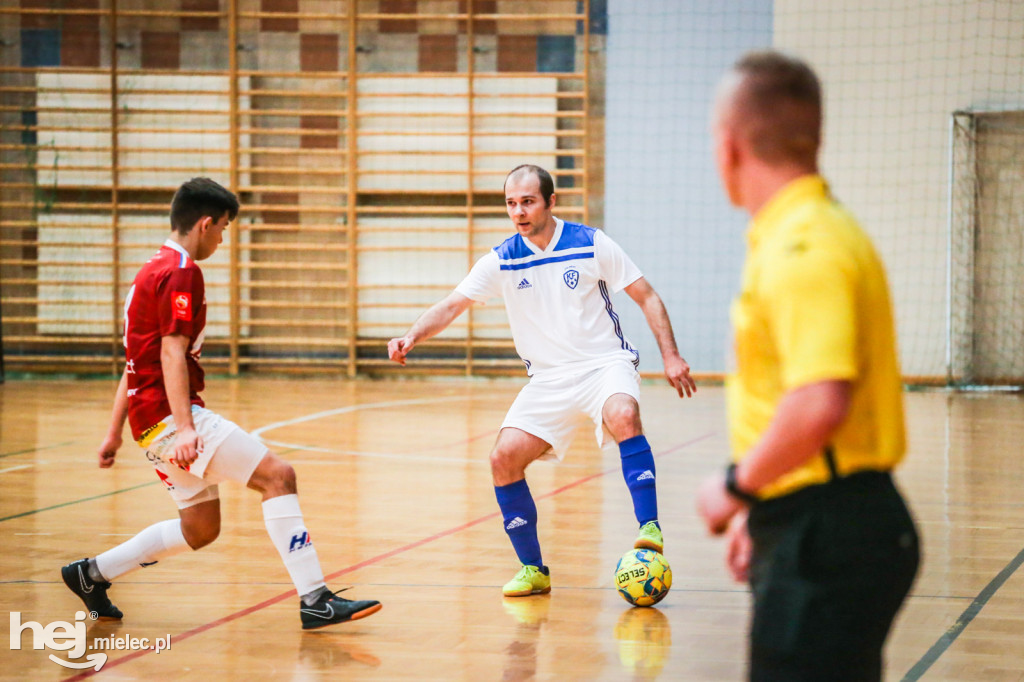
xmin=301 ymin=604 xmax=335 ymax=620
xmin=78 ymin=567 xmax=94 ymax=594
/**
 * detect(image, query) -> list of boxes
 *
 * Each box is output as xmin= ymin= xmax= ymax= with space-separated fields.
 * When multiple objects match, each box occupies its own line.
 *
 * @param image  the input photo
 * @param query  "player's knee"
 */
xmin=605 ymin=399 xmax=642 ymax=435
xmin=266 ymin=458 xmax=297 ymax=495
xmin=182 ymin=520 xmax=220 ymax=549
xmin=490 ymin=448 xmax=530 ymax=487
xmin=270 ymin=454 xmax=299 ymax=491
xmin=489 ymin=448 xmax=516 ymax=479
xmin=275 ymin=458 xmax=297 ymax=485
xmin=247 ymin=454 xmax=297 ymax=496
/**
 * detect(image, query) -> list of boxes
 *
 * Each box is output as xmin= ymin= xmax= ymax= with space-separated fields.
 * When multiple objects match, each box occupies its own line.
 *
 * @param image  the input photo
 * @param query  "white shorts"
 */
xmin=136 ymin=405 xmax=268 ymax=509
xmin=501 ymin=360 xmax=642 ymax=461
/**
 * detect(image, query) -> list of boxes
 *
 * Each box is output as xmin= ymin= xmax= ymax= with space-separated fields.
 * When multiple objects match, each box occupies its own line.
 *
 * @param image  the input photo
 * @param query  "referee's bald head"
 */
xmin=716 ymin=50 xmax=822 ymax=169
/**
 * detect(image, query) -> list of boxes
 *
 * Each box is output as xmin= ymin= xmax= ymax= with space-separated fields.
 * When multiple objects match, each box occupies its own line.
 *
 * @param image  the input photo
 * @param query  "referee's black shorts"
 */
xmin=746 ymin=471 xmax=919 ymax=682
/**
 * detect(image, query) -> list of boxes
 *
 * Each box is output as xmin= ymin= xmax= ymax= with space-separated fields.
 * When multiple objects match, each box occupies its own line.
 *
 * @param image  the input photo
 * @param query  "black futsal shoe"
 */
xmin=300 ymin=589 xmax=382 ymax=630
xmin=61 ymin=558 xmax=123 ymax=620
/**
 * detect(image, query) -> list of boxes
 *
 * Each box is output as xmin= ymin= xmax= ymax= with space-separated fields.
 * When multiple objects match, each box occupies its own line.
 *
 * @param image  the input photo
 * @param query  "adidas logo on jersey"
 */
xmin=516 ymin=278 xmax=532 ymax=290
xmin=506 ymin=516 xmax=528 ymax=530
xmin=636 ymin=470 xmax=655 ymax=481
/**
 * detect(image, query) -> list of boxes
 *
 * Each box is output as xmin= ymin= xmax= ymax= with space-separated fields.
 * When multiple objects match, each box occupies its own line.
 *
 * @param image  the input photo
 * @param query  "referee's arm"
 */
xmin=697 ymin=379 xmax=849 ymax=535
xmin=733 ymin=379 xmax=850 ymax=494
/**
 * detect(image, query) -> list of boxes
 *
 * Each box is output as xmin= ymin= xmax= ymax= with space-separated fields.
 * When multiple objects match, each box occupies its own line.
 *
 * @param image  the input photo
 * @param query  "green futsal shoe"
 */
xmin=634 ymin=521 xmax=664 ymax=554
xmin=502 ymin=564 xmax=551 ymax=597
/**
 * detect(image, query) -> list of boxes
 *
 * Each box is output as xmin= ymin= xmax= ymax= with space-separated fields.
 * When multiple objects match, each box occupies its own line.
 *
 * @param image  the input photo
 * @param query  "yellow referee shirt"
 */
xmin=727 ymin=175 xmax=905 ymax=500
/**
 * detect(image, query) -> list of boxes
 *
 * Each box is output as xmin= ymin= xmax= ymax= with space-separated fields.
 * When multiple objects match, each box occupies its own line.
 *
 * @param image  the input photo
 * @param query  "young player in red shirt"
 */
xmin=62 ymin=178 xmax=380 ymax=630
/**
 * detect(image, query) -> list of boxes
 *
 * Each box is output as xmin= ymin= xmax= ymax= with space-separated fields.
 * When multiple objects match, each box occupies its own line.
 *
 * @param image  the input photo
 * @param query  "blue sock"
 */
xmin=620 ymin=435 xmax=658 ymax=526
xmin=494 ymin=479 xmax=543 ymax=568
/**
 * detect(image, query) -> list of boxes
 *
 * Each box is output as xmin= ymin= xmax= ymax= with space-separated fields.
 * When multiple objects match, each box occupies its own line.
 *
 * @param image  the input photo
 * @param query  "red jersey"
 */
xmin=123 ymin=240 xmax=206 ymax=440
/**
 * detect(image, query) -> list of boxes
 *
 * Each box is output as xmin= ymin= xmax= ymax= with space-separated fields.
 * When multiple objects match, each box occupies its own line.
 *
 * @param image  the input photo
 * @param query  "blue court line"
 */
xmin=0 ymin=440 xmax=75 ymax=459
xmin=902 ymin=544 xmax=1024 ymax=680
xmin=0 ymin=481 xmax=158 ymax=523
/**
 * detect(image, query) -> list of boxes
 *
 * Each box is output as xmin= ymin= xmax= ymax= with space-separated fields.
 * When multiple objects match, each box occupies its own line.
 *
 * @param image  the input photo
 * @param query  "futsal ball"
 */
xmin=614 ymin=548 xmax=672 ymax=607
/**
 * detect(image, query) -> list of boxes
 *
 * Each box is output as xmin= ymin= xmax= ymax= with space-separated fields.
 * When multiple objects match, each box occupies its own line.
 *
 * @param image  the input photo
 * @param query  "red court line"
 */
xmin=67 ymin=430 xmax=715 ymax=680
xmin=421 ymin=428 xmax=500 ymax=452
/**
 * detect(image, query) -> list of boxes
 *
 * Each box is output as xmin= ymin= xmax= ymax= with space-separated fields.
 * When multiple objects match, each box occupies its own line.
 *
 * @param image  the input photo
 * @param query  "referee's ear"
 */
xmin=547 ymin=192 xmax=557 ymax=210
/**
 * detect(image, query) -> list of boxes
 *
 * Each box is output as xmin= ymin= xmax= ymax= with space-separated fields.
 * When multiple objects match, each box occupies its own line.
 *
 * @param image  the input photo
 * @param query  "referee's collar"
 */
xmin=748 ymin=174 xmax=829 ymax=247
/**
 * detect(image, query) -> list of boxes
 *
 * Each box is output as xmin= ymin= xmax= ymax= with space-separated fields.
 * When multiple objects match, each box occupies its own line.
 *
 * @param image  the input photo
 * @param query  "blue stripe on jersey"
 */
xmin=499 ymin=252 xmax=595 ymax=271
xmin=494 ymin=234 xmax=533 ymax=261
xmin=178 ymin=252 xmax=188 ymax=268
xmin=493 ymin=222 xmax=597 ymax=261
xmin=554 ymin=222 xmax=597 ymax=250
xmin=598 ymin=280 xmax=640 ymax=369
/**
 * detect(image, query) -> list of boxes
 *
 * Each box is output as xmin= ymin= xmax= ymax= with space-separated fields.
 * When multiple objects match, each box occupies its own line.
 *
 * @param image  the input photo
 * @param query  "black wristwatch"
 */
xmin=724 ymin=463 xmax=759 ymax=504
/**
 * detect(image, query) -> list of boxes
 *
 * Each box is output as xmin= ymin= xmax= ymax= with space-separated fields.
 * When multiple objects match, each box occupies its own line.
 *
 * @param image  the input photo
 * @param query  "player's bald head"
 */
xmin=716 ymin=50 xmax=822 ymax=168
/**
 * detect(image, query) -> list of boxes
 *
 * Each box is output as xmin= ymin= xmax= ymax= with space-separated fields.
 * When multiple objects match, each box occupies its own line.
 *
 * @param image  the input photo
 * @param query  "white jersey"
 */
xmin=456 ymin=218 xmax=643 ymax=380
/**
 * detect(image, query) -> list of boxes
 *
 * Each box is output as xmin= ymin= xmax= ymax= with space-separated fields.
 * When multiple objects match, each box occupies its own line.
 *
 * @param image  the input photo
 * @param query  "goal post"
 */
xmin=949 ymin=110 xmax=1024 ymax=387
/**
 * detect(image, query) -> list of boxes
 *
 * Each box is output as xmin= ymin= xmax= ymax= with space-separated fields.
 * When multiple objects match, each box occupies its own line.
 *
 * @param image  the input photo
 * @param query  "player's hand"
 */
xmin=387 ymin=336 xmax=415 ymax=366
xmin=664 ymin=354 xmax=696 ymax=398
xmin=725 ymin=510 xmax=752 ymax=583
xmin=97 ymin=434 xmax=122 ymax=468
xmin=697 ymin=471 xmax=744 ymax=535
xmin=169 ymin=425 xmax=202 ymax=470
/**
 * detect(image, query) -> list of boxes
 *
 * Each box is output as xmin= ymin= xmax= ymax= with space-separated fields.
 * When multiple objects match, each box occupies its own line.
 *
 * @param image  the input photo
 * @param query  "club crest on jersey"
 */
xmin=563 ymin=269 xmax=579 ymax=290
xmin=172 ymin=291 xmax=192 ymax=321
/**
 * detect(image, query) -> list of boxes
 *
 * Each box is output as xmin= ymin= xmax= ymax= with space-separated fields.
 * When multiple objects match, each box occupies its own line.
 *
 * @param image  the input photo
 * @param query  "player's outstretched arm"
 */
xmin=388 ymin=291 xmax=474 ymax=366
xmin=624 ymin=278 xmax=696 ymax=398
xmin=97 ymin=369 xmax=130 ymax=468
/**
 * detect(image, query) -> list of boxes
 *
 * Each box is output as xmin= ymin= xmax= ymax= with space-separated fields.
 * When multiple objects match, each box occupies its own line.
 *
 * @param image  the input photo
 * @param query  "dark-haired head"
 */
xmin=170 ymin=178 xmax=239 ymax=235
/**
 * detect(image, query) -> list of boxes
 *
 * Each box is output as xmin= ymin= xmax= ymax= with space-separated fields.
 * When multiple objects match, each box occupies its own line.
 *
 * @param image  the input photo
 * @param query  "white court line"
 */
xmin=260 ymin=439 xmax=479 ymax=464
xmin=252 ymin=394 xmax=604 ymax=469
xmin=265 ymin=443 xmax=593 ymax=469
xmin=251 ymin=395 xmax=466 ymax=439
xmin=0 ymin=465 xmax=32 ymax=475
xmin=252 ymin=394 xmax=498 ymax=465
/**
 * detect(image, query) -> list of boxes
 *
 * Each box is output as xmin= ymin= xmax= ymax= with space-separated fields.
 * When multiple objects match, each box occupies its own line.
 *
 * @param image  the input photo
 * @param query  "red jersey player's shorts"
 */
xmin=136 ymin=405 xmax=268 ymax=508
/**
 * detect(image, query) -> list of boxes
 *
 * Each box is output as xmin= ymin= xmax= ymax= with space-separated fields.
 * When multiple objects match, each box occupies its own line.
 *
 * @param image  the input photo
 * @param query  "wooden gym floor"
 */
xmin=1 ymin=377 xmax=1023 ymax=680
